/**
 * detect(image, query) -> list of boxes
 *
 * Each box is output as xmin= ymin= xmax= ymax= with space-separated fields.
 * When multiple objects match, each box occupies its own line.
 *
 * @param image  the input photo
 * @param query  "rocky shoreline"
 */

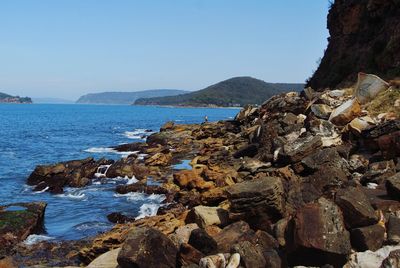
xmin=1 ymin=74 xmax=400 ymax=267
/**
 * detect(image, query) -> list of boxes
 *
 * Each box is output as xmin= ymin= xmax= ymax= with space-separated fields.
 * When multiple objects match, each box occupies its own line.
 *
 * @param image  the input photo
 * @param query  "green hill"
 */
xmin=76 ymin=89 xmax=188 ymax=104
xmin=134 ymin=77 xmax=304 ymax=107
xmin=0 ymin=92 xmax=32 ymax=103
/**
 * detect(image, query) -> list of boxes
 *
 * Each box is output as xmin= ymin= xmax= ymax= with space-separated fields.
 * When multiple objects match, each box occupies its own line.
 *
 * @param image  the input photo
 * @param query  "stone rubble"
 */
xmin=2 ymin=73 xmax=400 ymax=267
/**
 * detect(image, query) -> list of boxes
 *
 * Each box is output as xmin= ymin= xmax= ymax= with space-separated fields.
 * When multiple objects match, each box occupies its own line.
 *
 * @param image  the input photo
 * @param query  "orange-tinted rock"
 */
xmin=173 ymin=170 xmax=214 ymax=191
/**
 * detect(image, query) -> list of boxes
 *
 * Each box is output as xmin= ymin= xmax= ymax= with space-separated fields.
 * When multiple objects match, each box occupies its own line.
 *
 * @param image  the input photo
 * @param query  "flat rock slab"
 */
xmin=87 ymin=248 xmax=121 ymax=268
xmin=0 ymin=202 xmax=46 ymax=257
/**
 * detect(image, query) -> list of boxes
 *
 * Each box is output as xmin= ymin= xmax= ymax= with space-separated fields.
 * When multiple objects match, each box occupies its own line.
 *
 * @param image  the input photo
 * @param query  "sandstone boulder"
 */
xmin=188 ymin=206 xmax=229 ymax=228
xmin=335 ymin=186 xmax=378 ymax=228
xmin=387 ymin=216 xmax=400 ymax=245
xmin=351 ymin=224 xmax=385 ymax=252
xmin=101 ymin=158 xmax=147 ymax=179
xmin=386 ymin=173 xmax=400 ymax=200
xmin=329 ymin=98 xmax=361 ymax=126
xmin=226 ymin=177 xmax=285 ymax=223
xmin=278 ymin=135 xmax=322 ymax=164
xmin=188 ymin=228 xmax=218 ymax=255
xmin=231 ymin=240 xmax=266 ymax=268
xmin=117 ymin=227 xmax=178 ymax=268
xmin=291 ymin=198 xmax=351 ymax=267
xmin=174 ymin=170 xmax=214 ymax=191
xmin=178 ymin=243 xmax=205 ymax=267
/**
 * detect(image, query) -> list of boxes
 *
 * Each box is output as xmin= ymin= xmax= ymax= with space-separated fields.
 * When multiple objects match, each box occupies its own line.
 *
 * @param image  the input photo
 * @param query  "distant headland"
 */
xmin=134 ymin=77 xmax=304 ymax=107
xmin=0 ymin=92 xmax=32 ymax=104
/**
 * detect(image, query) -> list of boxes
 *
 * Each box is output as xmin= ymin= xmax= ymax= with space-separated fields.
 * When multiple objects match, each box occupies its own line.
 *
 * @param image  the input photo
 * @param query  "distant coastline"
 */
xmin=0 ymin=92 xmax=32 ymax=104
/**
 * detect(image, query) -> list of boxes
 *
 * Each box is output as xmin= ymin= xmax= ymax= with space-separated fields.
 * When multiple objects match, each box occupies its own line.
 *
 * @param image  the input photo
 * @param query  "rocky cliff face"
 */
xmin=307 ymin=0 xmax=400 ymax=90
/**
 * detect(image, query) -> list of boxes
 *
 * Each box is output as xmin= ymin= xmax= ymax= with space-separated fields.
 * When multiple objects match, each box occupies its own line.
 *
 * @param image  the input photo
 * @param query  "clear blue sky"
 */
xmin=0 ymin=0 xmax=331 ymax=100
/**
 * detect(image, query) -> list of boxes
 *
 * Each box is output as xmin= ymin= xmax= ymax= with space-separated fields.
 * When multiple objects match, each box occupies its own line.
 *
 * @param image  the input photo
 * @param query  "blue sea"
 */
xmin=0 ymin=104 xmax=238 ymax=241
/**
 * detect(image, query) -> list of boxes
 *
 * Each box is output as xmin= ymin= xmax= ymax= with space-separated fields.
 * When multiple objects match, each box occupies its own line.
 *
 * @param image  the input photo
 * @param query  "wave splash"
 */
xmin=24 ymin=234 xmax=54 ymax=245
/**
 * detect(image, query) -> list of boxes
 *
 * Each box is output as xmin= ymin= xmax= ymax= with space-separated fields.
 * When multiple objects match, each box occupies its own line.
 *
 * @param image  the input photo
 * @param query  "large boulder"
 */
xmin=278 ymin=135 xmax=322 ymax=164
xmin=335 ymin=186 xmax=378 ymax=228
xmin=231 ymin=240 xmax=266 ymax=268
xmin=117 ymin=227 xmax=178 ymax=268
xmin=329 ymin=98 xmax=362 ymax=126
xmin=226 ymin=177 xmax=285 ymax=223
xmin=188 ymin=206 xmax=229 ymax=228
xmin=188 ymin=228 xmax=217 ymax=255
xmin=351 ymin=224 xmax=385 ymax=252
xmin=173 ymin=170 xmax=214 ymax=191
xmin=0 ymin=202 xmax=47 ymax=257
xmin=387 ymin=216 xmax=400 ymax=244
xmin=299 ymin=148 xmax=349 ymax=202
xmin=291 ymin=197 xmax=351 ymax=267
xmin=177 ymin=243 xmax=205 ymax=267
xmin=87 ymin=248 xmax=121 ymax=268
xmin=145 ymin=152 xmax=172 ymax=166
xmin=386 ymin=173 xmax=400 ymax=200
xmin=214 ymin=221 xmax=255 ymax=253
xmin=106 ymin=158 xmax=148 ymax=179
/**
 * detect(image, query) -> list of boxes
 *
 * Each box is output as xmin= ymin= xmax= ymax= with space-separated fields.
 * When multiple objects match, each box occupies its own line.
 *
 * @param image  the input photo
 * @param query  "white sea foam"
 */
xmin=137 ymin=153 xmax=148 ymax=160
xmin=57 ymin=189 xmax=87 ymax=200
xmin=123 ymin=129 xmax=153 ymax=140
xmin=113 ymin=192 xmax=147 ymax=201
xmin=84 ymin=147 xmax=116 ymax=153
xmin=94 ymin=164 xmax=112 ymax=178
xmin=84 ymin=147 xmax=138 ymax=157
xmin=113 ymin=192 xmax=165 ymax=203
xmin=24 ymin=234 xmax=54 ymax=245
xmin=74 ymin=221 xmax=111 ymax=231
xmin=135 ymin=203 xmax=161 ymax=220
xmin=126 ymin=175 xmax=138 ymax=185
xmin=33 ymin=186 xmax=49 ymax=193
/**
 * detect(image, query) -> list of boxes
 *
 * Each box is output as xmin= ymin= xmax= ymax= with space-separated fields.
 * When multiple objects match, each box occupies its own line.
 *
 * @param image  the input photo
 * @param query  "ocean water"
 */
xmin=0 ymin=104 xmax=238 ymax=241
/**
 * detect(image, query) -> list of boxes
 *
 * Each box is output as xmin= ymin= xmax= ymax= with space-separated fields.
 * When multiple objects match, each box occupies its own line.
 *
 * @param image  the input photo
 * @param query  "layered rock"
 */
xmin=307 ymin=0 xmax=400 ymax=89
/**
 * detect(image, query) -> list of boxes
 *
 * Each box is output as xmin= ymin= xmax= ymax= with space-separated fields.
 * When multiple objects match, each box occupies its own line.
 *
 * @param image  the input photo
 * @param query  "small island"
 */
xmin=0 ymin=92 xmax=32 ymax=104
